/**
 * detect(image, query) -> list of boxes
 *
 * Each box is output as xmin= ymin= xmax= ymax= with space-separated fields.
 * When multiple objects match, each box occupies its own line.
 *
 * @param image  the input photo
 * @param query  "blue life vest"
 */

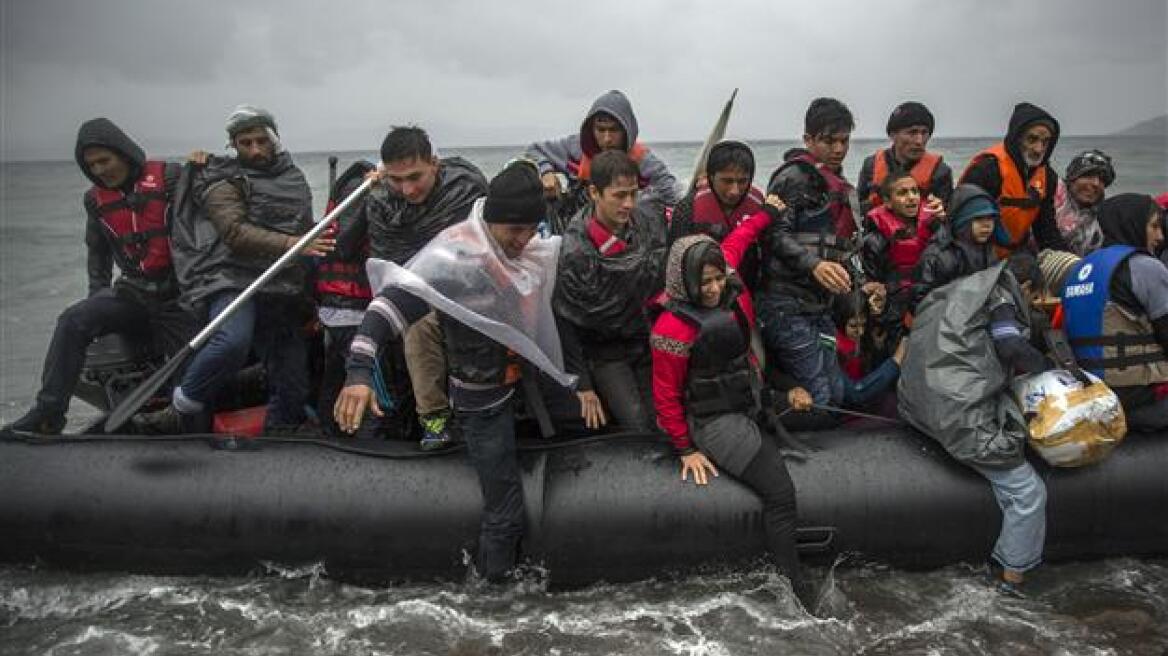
xmin=1061 ymin=245 xmax=1162 ymax=378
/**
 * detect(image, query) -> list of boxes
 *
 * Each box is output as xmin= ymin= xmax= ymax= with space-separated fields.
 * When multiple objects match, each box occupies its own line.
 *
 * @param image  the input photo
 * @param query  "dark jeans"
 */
xmin=176 ymin=291 xmax=309 ymax=429
xmin=318 ymin=325 xmax=386 ymax=439
xmin=735 ymin=431 xmax=803 ymax=593
xmin=757 ymin=294 xmax=843 ymax=406
xmin=35 ymin=288 xmax=192 ymax=416
xmin=589 ymin=350 xmax=656 ymax=432
xmin=458 ymin=401 xmax=524 ymax=580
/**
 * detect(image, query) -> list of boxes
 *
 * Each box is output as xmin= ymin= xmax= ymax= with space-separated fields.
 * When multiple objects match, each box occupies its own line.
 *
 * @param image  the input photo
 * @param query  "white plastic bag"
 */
xmin=1012 ymin=369 xmax=1127 ymax=467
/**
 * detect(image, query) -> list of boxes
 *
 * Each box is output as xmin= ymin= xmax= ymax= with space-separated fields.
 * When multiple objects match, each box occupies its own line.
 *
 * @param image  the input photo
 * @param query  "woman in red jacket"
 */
xmin=650 ymin=196 xmax=806 ymax=601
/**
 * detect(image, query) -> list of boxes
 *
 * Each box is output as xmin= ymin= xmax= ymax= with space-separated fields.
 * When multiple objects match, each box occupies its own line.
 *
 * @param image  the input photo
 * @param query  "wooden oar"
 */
xmin=686 ymin=88 xmax=738 ymax=195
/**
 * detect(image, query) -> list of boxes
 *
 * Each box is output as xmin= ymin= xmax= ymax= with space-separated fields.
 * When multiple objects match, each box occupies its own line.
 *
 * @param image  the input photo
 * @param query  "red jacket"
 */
xmin=650 ymin=208 xmax=771 ymax=451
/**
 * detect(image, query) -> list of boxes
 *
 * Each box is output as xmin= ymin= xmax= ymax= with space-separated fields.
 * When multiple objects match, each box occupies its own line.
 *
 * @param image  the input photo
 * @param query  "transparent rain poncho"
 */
xmin=366 ymin=197 xmax=577 ymax=389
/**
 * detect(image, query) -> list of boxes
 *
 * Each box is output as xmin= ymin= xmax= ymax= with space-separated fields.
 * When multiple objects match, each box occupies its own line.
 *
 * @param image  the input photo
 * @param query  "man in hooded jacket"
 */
xmin=525 ymin=90 xmax=680 ymax=226
xmin=166 ymin=105 xmax=321 ymax=434
xmin=5 ymin=119 xmax=195 ymax=434
xmin=961 ymin=103 xmax=1069 ymax=257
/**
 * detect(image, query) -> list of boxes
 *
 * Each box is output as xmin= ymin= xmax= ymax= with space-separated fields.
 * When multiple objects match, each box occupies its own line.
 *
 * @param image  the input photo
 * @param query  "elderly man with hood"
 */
xmin=1061 ymin=193 xmax=1168 ymax=430
xmin=1053 ymin=149 xmax=1116 ymax=256
xmin=525 ymin=89 xmax=680 ymax=225
xmin=4 ymin=119 xmax=194 ymax=434
xmin=960 ymin=102 xmax=1069 ymax=258
xmin=163 ymin=105 xmax=324 ymax=434
xmin=857 ymin=101 xmax=954 ymax=214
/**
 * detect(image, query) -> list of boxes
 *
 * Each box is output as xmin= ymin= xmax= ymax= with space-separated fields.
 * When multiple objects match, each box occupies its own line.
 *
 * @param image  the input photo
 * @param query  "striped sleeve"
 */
xmin=344 ymin=287 xmax=430 ymax=386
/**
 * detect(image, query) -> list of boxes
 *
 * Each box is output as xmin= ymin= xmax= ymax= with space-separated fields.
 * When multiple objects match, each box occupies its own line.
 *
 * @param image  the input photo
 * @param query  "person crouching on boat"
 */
xmin=899 ymin=244 xmax=1054 ymax=595
xmin=649 ymin=196 xmax=807 ymax=601
xmin=1061 ymin=194 xmax=1168 ymax=430
xmin=334 ymin=160 xmax=601 ymax=582
xmin=4 ymin=119 xmax=196 ymax=435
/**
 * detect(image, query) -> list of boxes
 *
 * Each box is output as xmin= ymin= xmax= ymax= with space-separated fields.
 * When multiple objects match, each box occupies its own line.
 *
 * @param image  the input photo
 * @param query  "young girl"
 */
xmin=650 ymin=197 xmax=807 ymax=602
xmin=831 ymin=290 xmax=905 ymax=411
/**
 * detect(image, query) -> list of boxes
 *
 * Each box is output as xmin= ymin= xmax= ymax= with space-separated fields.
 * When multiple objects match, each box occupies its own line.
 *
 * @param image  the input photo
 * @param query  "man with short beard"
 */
xmin=1053 ymin=149 xmax=1116 ymax=255
xmin=960 ymin=103 xmax=1068 ymax=258
xmin=167 ymin=106 xmax=325 ymax=434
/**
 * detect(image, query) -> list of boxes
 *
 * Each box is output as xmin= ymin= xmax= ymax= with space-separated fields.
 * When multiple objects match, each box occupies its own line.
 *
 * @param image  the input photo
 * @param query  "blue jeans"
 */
xmin=757 ymin=294 xmax=843 ymax=406
xmin=175 ymin=291 xmax=309 ymax=429
xmin=458 ymin=401 xmax=525 ymax=580
xmin=973 ymin=461 xmax=1047 ymax=573
xmin=842 ymin=358 xmax=900 ymax=409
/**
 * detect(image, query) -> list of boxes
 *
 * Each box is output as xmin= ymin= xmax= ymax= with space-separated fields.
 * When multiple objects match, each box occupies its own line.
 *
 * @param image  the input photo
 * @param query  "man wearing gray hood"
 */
xmin=5 ymin=119 xmax=194 ymax=434
xmin=526 ymin=90 xmax=680 ymax=226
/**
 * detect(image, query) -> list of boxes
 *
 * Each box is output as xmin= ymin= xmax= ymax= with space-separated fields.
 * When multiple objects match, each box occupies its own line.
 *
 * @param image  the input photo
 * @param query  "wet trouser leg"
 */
xmin=841 ymin=358 xmax=900 ymax=409
xmin=458 ymin=401 xmax=524 ymax=580
xmin=588 ymin=352 xmax=656 ymax=432
xmin=174 ymin=291 xmax=254 ymax=413
xmin=973 ymin=461 xmax=1047 ymax=574
xmin=757 ymin=295 xmax=843 ymax=406
xmin=35 ymin=289 xmax=151 ymax=416
xmin=734 ymin=433 xmax=803 ymax=592
xmin=404 ymin=311 xmax=449 ymax=418
xmin=252 ymin=296 xmax=309 ymax=430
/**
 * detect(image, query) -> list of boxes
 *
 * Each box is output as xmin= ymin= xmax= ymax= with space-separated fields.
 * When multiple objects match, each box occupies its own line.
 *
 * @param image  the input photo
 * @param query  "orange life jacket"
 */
xmin=868 ymin=148 xmax=942 ymax=209
xmin=571 ymin=142 xmax=649 ymax=185
xmin=966 ymin=143 xmax=1050 ymax=258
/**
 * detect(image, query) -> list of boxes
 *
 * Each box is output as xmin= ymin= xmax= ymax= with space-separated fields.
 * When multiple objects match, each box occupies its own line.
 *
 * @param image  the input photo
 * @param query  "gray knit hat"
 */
xmin=225 ymin=105 xmax=278 ymax=139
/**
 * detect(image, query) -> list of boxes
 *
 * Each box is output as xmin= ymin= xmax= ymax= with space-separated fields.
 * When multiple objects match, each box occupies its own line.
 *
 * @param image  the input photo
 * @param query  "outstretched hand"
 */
xmin=334 ymin=384 xmax=382 ymax=435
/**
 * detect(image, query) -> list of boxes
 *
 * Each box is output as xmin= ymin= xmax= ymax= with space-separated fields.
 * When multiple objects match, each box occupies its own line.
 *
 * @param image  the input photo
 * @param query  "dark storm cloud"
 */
xmin=2 ymin=0 xmax=1164 ymax=160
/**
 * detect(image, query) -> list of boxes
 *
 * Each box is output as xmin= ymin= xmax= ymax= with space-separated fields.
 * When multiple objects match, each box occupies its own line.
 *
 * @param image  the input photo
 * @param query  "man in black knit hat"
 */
xmin=857 ymin=101 xmax=953 ymax=214
xmin=334 ymin=159 xmax=597 ymax=581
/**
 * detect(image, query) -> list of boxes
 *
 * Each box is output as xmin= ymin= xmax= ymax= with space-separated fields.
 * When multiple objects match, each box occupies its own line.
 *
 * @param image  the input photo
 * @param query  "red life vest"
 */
xmin=836 ymin=329 xmax=864 ymax=381
xmin=868 ymin=148 xmax=942 ymax=209
xmin=785 ymin=151 xmax=859 ymax=239
xmin=314 ymin=199 xmax=372 ymax=306
xmin=585 ymin=216 xmax=629 ymax=256
xmin=866 ymin=204 xmax=936 ymax=289
xmin=963 ymin=142 xmax=1050 ymax=259
xmin=690 ymin=181 xmax=764 ymax=240
xmin=92 ymin=160 xmax=171 ymax=277
xmin=570 ymin=142 xmax=649 ymax=187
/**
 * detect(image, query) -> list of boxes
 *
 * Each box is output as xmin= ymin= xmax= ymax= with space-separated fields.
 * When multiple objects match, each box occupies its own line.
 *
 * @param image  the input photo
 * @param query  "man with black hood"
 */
xmin=961 ymin=103 xmax=1069 ymax=258
xmin=525 ymin=89 xmax=680 ymax=224
xmin=166 ymin=105 xmax=322 ymax=434
xmin=4 ymin=119 xmax=194 ymax=434
xmin=1061 ymin=193 xmax=1168 ymax=430
xmin=553 ymin=150 xmax=667 ymax=432
xmin=666 ymin=140 xmax=766 ymax=287
xmin=756 ymin=98 xmax=865 ymax=409
xmin=341 ymin=126 xmax=488 ymax=449
xmin=857 ymin=101 xmax=954 ymax=214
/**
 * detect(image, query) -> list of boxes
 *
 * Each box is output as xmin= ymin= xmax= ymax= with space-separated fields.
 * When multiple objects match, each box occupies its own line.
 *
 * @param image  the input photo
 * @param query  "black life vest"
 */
xmin=668 ymin=298 xmax=756 ymax=418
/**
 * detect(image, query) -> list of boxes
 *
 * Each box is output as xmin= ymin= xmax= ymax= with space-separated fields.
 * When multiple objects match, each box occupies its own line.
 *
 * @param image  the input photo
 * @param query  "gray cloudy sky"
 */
xmin=2 ymin=0 xmax=1165 ymax=160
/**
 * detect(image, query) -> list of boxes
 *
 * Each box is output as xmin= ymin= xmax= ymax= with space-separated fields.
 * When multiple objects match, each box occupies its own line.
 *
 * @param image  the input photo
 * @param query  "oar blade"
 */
xmin=686 ymin=88 xmax=739 ymax=195
xmin=103 ymin=344 xmax=193 ymax=433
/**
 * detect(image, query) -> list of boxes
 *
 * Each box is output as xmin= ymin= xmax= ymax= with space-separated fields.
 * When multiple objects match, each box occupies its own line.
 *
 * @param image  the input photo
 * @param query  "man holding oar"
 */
xmin=162 ymin=106 xmax=329 ymax=434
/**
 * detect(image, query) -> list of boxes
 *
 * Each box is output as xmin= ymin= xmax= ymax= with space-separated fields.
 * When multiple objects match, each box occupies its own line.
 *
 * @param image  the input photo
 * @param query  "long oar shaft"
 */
xmin=188 ymin=177 xmax=373 ymax=351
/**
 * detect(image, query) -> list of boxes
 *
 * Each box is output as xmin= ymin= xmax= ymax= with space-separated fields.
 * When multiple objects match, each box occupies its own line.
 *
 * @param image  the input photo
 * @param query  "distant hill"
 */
xmin=1114 ymin=114 xmax=1167 ymax=137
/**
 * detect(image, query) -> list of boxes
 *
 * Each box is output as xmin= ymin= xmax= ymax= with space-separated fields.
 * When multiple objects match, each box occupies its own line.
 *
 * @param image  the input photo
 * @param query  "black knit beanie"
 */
xmin=886 ymin=101 xmax=934 ymax=135
xmin=484 ymin=160 xmax=544 ymax=225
